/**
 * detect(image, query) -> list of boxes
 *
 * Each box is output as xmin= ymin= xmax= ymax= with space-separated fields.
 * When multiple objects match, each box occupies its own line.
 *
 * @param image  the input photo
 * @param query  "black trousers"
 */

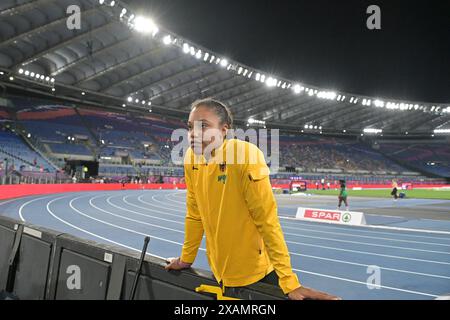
xmin=223 ymin=271 xmax=280 ymax=299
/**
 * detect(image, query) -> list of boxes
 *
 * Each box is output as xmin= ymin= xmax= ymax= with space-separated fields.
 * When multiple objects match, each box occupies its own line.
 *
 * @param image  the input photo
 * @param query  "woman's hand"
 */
xmin=165 ymin=257 xmax=192 ymax=271
xmin=288 ymin=286 xmax=341 ymax=300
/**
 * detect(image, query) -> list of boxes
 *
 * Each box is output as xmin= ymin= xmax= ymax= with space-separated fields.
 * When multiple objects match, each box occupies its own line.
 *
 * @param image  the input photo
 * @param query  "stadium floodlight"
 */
xmin=195 ymin=50 xmax=202 ymax=59
xmin=40 ymin=75 xmax=45 ymax=80
xmin=209 ymin=55 xmax=215 ymax=63
xmin=405 ymin=132 xmax=408 ymax=135
xmin=260 ymin=74 xmax=266 ymax=83
xmin=237 ymin=67 xmax=243 ymax=75
xmin=182 ymin=43 xmax=190 ymax=54
xmin=122 ymin=104 xmax=126 ymax=107
xmin=226 ymin=64 xmax=232 ymax=70
xmin=190 ymin=46 xmax=196 ymax=56
xmin=120 ymin=8 xmax=127 ymax=17
xmin=133 ymin=16 xmax=158 ymax=36
xmin=18 ymin=68 xmax=24 ymax=74
xmin=304 ymin=124 xmax=308 ymax=129
xmin=215 ymin=57 xmax=221 ymax=64
xmin=220 ymin=59 xmax=228 ymax=67
xmin=148 ymin=109 xmax=152 ymax=113
xmin=141 ymin=100 xmax=146 ymax=105
xmin=242 ymin=69 xmax=248 ymax=76
xmin=374 ymin=99 xmax=384 ymax=107
xmin=135 ymin=99 xmax=139 ymax=103
xmin=45 ymin=76 xmax=50 ymax=81
xmin=343 ymin=129 xmax=346 ymax=133
xmin=128 ymin=14 xmax=135 ymax=23
xmin=266 ymin=77 xmax=277 ymax=87
xmin=247 ymin=71 xmax=252 ymax=78
xmin=434 ymin=129 xmax=450 ymax=134
xmin=148 ymin=101 xmax=151 ymax=106
xmin=363 ymin=128 xmax=382 ymax=134
xmin=30 ymin=72 xmax=35 ymax=77
xmin=163 ymin=35 xmax=172 ymax=45
xmin=309 ymin=125 xmax=313 ymax=129
xmin=293 ymin=84 xmax=303 ymax=94
xmin=248 ymin=118 xmax=255 ymax=124
xmin=51 ymin=88 xmax=55 ymax=92
xmin=81 ymin=92 xmax=85 ymax=95
xmin=255 ymin=73 xmax=260 ymax=81
xmin=24 ymin=70 xmax=30 ymax=76
xmin=35 ymin=73 xmax=40 ymax=79
xmin=99 ymin=0 xmax=104 ymax=4
xmin=51 ymin=78 xmax=55 ymax=83
xmin=281 ymin=82 xmax=286 ymax=89
xmin=127 ymin=96 xmax=132 ymax=102
xmin=308 ymin=90 xmax=314 ymax=96
xmin=349 ymin=97 xmax=354 ymax=103
xmin=203 ymin=52 xmax=209 ymax=61
xmin=27 ymin=133 xmax=31 ymax=138
xmin=110 ymin=1 xmax=115 ymax=7
xmin=313 ymin=126 xmax=317 ymax=129
xmin=319 ymin=126 xmax=322 ymax=130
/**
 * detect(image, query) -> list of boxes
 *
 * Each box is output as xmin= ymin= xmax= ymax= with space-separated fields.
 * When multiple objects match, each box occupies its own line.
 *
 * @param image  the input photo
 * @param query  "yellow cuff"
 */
xmin=279 ymin=274 xmax=302 ymax=294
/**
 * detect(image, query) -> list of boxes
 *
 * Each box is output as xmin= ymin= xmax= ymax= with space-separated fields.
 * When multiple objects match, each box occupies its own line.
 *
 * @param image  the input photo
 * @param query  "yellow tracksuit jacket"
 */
xmin=180 ymin=138 xmax=301 ymax=294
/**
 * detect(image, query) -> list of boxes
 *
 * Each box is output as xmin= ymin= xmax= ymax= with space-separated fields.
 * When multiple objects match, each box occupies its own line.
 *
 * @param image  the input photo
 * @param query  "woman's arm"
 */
xmin=241 ymin=146 xmax=301 ymax=294
xmin=180 ymin=164 xmax=204 ymax=264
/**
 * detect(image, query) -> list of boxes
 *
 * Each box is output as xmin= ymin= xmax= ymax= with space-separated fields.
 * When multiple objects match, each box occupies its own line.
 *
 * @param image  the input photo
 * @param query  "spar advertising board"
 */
xmin=295 ymin=207 xmax=366 ymax=226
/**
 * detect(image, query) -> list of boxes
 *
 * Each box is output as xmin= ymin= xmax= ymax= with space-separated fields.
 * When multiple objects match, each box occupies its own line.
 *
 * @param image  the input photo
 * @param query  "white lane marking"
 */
xmin=280 ymin=223 xmax=450 ymax=247
xmin=279 ymin=217 xmax=450 ymax=241
xmin=46 ymin=194 xmax=166 ymax=260
xmin=280 ymin=215 xmax=450 ymax=236
xmin=0 ymin=198 xmax=24 ymax=206
xmin=122 ymin=195 xmax=185 ymax=220
xmin=292 ymin=268 xmax=439 ymax=298
xmin=285 ymin=237 xmax=450 ymax=266
xmin=68 ymin=195 xmax=189 ymax=246
xmin=18 ymin=194 xmax=62 ymax=221
xmin=106 ymin=195 xmax=185 ymax=225
xmin=288 ymin=251 xmax=450 ymax=280
xmin=85 ymin=195 xmax=185 ymax=234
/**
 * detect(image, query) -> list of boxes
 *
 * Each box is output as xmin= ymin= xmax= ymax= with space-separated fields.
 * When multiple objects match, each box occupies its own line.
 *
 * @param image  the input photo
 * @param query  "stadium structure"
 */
xmin=0 ymin=0 xmax=449 ymax=301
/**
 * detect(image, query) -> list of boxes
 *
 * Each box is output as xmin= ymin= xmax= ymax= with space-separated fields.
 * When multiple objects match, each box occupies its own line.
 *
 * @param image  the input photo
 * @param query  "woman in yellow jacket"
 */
xmin=166 ymin=98 xmax=339 ymax=300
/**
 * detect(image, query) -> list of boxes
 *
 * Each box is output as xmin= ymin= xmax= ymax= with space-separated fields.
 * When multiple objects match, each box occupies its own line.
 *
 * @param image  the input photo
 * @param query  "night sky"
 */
xmin=124 ymin=0 xmax=450 ymax=103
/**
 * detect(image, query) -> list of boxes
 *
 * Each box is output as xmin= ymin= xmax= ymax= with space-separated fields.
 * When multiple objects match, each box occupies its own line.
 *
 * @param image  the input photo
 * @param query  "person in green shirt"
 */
xmin=338 ymin=180 xmax=349 ymax=211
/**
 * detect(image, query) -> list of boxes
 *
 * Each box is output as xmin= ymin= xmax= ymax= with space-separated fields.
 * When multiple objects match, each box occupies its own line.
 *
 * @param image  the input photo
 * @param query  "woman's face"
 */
xmin=188 ymin=105 xmax=228 ymax=155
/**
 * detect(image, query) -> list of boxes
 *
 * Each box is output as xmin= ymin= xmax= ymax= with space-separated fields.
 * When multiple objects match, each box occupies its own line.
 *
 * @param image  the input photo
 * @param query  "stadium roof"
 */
xmin=0 ymin=0 xmax=449 ymax=137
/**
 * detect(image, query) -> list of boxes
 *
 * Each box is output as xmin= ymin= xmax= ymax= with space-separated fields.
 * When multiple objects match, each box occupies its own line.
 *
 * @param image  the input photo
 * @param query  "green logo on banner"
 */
xmin=342 ymin=213 xmax=352 ymax=223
